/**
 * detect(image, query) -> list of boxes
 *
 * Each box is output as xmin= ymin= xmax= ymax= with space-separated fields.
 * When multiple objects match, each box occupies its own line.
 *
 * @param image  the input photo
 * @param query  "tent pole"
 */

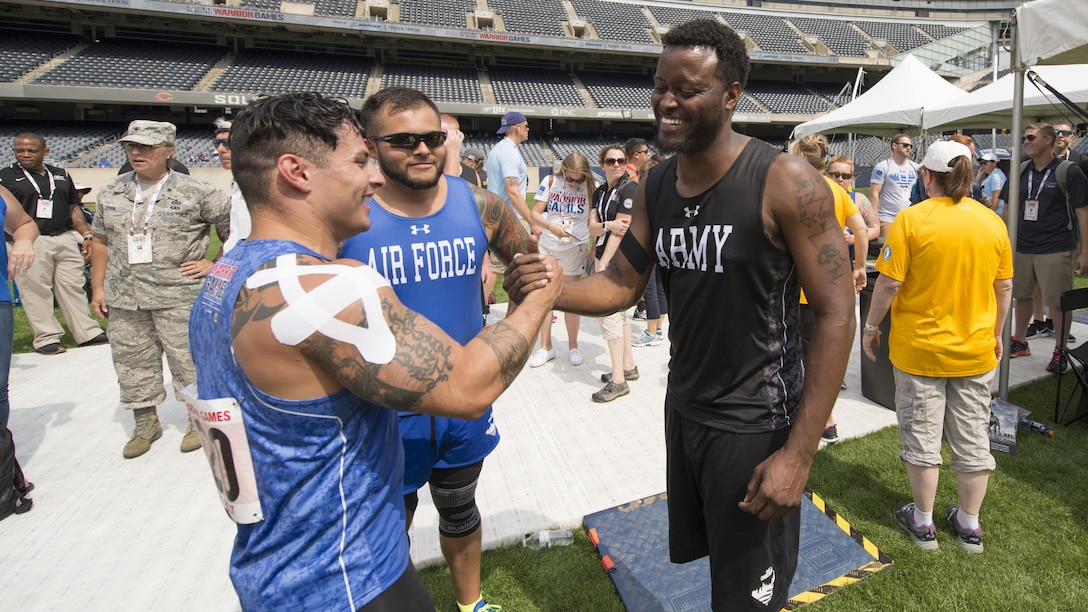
xmin=999 ymin=13 xmax=1025 ymax=401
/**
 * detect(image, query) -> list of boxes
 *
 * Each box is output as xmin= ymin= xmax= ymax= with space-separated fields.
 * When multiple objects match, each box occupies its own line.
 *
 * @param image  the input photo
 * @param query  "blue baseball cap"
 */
xmin=496 ymin=111 xmax=527 ymax=134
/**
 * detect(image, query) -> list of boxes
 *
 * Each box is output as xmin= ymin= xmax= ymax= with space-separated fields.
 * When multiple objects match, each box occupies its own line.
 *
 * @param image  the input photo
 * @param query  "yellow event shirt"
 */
xmin=876 ymin=196 xmax=1013 ymax=377
xmin=800 ymin=176 xmax=858 ymax=305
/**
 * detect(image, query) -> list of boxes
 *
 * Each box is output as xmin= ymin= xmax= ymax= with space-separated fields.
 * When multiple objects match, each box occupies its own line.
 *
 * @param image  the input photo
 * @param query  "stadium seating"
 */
xmin=398 ymin=0 xmax=474 ymax=28
xmin=32 ymin=40 xmax=223 ymax=89
xmin=720 ymin=12 xmax=806 ymax=55
xmin=788 ymin=16 xmax=871 ymax=57
xmin=381 ymin=64 xmax=483 ymax=103
xmin=211 ymin=50 xmax=372 ymax=97
xmin=568 ymin=0 xmax=653 ymax=43
xmin=579 ymin=72 xmax=652 ymax=109
xmin=490 ymin=67 xmax=584 ymax=107
xmin=488 ymin=0 xmax=566 ymax=37
xmin=855 ymin=21 xmax=932 ymax=54
xmin=314 ymin=0 xmax=359 ymax=18
xmin=746 ymin=81 xmax=833 ymax=114
xmin=0 ymin=31 xmax=81 ymax=82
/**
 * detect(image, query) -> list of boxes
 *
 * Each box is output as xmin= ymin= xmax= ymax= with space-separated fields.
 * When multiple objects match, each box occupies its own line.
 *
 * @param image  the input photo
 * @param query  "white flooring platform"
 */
xmin=0 ymin=304 xmax=1075 ymax=610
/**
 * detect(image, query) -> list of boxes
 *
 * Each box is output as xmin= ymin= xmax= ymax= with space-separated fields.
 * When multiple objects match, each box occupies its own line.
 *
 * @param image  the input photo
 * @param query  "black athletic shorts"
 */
xmin=358 ymin=560 xmax=432 ymax=611
xmin=666 ymin=405 xmax=801 ymax=611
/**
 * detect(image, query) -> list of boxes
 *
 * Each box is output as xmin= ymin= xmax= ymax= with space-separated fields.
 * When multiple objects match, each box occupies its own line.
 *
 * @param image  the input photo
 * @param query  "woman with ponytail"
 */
xmin=861 ymin=140 xmax=1012 ymax=554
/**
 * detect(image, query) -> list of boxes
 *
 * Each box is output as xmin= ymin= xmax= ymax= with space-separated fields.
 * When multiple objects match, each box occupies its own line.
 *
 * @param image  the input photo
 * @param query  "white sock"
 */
xmin=957 ymin=510 xmax=980 ymax=530
xmin=914 ymin=508 xmax=933 ymax=526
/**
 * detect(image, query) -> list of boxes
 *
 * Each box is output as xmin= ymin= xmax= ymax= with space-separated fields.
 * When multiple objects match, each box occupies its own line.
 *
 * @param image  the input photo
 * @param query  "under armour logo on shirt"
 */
xmin=684 ymin=206 xmax=700 ymax=218
xmin=410 ymin=224 xmax=431 ymax=235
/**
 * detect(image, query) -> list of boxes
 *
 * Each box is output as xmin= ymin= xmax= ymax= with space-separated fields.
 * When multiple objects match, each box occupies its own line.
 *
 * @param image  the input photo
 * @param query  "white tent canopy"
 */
xmin=1017 ymin=0 xmax=1088 ymax=67
xmin=791 ymin=54 xmax=966 ymax=138
xmin=924 ymin=64 xmax=1088 ymax=132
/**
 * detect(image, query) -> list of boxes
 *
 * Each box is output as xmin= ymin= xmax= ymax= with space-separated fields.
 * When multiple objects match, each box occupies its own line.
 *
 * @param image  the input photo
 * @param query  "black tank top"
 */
xmin=644 ymin=138 xmax=802 ymax=432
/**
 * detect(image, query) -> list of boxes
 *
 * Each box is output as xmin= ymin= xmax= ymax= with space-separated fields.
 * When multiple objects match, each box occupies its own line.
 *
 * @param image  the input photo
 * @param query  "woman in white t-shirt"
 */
xmin=527 ymin=152 xmax=596 ymax=368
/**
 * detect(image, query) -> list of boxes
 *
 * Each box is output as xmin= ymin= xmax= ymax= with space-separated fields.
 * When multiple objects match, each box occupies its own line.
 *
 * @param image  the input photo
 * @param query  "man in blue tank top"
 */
xmin=341 ymin=87 xmax=531 ymax=612
xmin=505 ymin=19 xmax=856 ymax=611
xmin=186 ymin=93 xmax=563 ymax=611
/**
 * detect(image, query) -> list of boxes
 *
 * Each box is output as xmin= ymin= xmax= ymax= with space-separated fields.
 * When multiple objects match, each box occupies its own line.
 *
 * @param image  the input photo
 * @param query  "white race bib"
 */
xmin=180 ymin=384 xmax=264 ymax=524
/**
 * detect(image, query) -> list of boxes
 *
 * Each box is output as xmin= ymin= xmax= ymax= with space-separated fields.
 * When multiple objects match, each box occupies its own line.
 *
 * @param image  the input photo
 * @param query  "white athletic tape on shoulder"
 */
xmin=246 ymin=254 xmax=396 ymax=364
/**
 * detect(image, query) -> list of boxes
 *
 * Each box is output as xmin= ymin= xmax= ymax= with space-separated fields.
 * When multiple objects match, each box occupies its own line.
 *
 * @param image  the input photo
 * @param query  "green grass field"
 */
xmin=420 ymin=375 xmax=1088 ymax=611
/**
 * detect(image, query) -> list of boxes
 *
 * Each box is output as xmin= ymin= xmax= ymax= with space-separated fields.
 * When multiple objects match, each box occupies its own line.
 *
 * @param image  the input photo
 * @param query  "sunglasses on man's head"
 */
xmin=368 ymin=131 xmax=447 ymax=149
xmin=827 ymin=172 xmax=853 ymax=180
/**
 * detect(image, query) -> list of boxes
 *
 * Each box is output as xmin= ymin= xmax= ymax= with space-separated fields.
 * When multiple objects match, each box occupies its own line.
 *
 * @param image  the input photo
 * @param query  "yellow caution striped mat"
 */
xmin=583 ymin=489 xmax=892 ymax=611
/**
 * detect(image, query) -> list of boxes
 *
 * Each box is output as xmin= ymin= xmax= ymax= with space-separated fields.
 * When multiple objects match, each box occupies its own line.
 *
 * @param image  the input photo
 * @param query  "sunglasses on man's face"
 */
xmin=368 ymin=131 xmax=447 ymax=149
xmin=827 ymin=172 xmax=853 ymax=180
xmin=895 ymin=142 xmax=913 ymax=148
xmin=1023 ymin=134 xmax=1039 ymax=142
xmin=1055 ymin=129 xmax=1074 ymax=137
xmin=214 ymin=137 xmax=230 ymax=150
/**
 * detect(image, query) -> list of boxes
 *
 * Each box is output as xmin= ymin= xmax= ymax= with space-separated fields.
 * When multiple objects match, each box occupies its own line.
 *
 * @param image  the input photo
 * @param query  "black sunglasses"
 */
xmin=895 ymin=142 xmax=913 ymax=148
xmin=214 ymin=137 xmax=230 ymax=149
xmin=1023 ymin=134 xmax=1038 ymax=142
xmin=827 ymin=172 xmax=853 ymax=180
xmin=368 ymin=131 xmax=447 ymax=149
xmin=1055 ymin=129 xmax=1074 ymax=137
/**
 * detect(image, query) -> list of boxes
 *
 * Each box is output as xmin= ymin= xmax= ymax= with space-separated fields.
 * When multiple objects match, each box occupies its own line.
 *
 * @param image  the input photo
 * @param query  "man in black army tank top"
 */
xmin=504 ymin=19 xmax=855 ymax=611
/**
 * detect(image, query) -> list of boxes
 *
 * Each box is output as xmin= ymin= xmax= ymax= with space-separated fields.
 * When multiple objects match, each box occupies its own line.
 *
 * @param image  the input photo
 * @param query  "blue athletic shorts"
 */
xmin=399 ymin=409 xmax=500 ymax=495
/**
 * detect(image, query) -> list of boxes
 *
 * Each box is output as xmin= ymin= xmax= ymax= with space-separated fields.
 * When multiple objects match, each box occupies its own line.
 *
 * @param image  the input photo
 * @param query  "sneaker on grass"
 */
xmin=945 ymin=504 xmax=983 ymax=553
xmin=894 ymin=500 xmax=937 ymax=550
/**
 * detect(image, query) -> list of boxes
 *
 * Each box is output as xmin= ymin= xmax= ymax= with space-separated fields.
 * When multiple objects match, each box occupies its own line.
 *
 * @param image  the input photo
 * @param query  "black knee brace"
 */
xmin=429 ymin=464 xmax=482 ymax=538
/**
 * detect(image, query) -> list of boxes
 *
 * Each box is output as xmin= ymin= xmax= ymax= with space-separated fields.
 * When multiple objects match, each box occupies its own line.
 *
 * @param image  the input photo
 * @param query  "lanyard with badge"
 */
xmin=1024 ymin=168 xmax=1051 ymax=222
xmin=129 ymin=172 xmax=169 ymax=264
xmin=20 ymin=166 xmax=56 ymax=219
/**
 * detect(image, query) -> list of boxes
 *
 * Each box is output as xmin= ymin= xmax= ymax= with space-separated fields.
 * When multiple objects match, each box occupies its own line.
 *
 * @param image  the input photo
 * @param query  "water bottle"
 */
xmin=1018 ymin=418 xmax=1055 ymax=437
xmin=522 ymin=528 xmax=574 ymax=549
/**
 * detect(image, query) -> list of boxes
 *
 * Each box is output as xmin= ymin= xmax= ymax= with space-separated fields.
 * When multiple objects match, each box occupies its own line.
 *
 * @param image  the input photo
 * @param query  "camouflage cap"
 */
xmin=119 ymin=120 xmax=176 ymax=146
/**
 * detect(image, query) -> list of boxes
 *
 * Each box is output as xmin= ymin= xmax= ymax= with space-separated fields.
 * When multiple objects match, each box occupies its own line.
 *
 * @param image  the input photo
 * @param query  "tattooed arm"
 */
xmin=231 ymin=255 xmax=563 ymax=418
xmin=480 ymin=188 xmax=533 ymax=267
xmin=739 ymin=155 xmax=855 ymax=522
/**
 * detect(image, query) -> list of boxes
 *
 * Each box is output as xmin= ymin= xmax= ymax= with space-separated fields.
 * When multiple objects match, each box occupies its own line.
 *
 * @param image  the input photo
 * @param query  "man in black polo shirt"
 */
xmin=0 ymin=133 xmax=106 ymax=354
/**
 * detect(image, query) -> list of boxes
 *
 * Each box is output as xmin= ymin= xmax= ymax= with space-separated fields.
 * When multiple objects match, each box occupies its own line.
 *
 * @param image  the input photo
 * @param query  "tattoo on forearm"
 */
xmin=485 ymin=193 xmax=530 ymax=264
xmin=379 ymin=300 xmax=453 ymax=410
xmin=793 ymin=178 xmax=847 ymax=287
xmin=478 ymin=321 xmax=531 ymax=387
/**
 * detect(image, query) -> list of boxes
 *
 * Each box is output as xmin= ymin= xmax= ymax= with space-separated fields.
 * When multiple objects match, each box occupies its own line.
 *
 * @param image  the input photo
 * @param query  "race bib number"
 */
xmin=36 ymin=198 xmax=54 ymax=219
xmin=180 ymin=384 xmax=264 ymax=524
xmin=128 ymin=232 xmax=153 ymax=264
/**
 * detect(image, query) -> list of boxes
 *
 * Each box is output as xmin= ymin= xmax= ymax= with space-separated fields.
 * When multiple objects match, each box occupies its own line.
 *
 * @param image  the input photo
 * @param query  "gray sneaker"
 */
xmin=592 ymin=380 xmax=630 ymax=403
xmin=600 ymin=367 xmax=639 ymax=383
xmin=894 ymin=500 xmax=937 ymax=550
xmin=180 ymin=417 xmax=202 ymax=453
xmin=946 ymin=504 xmax=984 ymax=553
xmin=123 ymin=408 xmax=163 ymax=459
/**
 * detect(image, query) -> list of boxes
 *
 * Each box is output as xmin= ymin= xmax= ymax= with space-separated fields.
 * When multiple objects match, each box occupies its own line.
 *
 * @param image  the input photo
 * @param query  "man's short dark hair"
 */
xmin=625 ymin=138 xmax=648 ymax=158
xmin=229 ymin=92 xmax=364 ymax=206
xmin=13 ymin=132 xmax=46 ymax=148
xmin=361 ymin=87 xmax=441 ymax=136
xmin=660 ymin=19 xmax=749 ymax=91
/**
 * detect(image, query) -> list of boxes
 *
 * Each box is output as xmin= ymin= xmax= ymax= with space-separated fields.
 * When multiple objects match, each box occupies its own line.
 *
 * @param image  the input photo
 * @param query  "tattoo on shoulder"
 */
xmin=477 ymin=321 xmax=531 ymax=387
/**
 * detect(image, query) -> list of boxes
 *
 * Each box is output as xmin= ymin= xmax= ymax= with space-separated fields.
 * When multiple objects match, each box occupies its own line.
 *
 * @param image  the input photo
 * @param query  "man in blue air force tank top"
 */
xmin=341 ymin=87 xmax=534 ymax=612
xmin=504 ymin=19 xmax=856 ymax=611
xmin=186 ymin=93 xmax=562 ymax=611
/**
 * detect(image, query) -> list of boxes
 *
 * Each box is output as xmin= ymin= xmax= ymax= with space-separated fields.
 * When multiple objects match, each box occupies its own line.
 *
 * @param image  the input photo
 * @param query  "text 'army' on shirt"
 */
xmin=654 ymin=224 xmax=734 ymax=272
xmin=362 ymin=236 xmax=479 ymax=286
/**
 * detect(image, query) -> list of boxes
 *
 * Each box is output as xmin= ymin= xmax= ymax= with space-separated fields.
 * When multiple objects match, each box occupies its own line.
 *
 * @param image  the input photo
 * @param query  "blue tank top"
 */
xmin=188 ymin=239 xmax=408 ymax=611
xmin=341 ymin=176 xmax=488 ymax=344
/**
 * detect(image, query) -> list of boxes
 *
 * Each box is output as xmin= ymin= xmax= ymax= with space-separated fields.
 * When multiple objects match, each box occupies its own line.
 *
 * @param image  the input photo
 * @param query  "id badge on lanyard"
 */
xmin=20 ymin=167 xmax=56 ymax=219
xmin=128 ymin=173 xmax=169 ymax=265
xmin=1024 ymin=168 xmax=1051 ymax=223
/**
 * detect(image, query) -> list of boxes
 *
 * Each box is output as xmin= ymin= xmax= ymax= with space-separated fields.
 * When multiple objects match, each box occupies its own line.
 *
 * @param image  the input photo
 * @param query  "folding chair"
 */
xmin=1054 ymin=287 xmax=1088 ymax=426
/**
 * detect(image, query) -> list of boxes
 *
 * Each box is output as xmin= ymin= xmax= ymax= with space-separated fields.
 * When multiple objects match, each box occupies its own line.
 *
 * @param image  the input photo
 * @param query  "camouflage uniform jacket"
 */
xmin=92 ymin=170 xmax=229 ymax=310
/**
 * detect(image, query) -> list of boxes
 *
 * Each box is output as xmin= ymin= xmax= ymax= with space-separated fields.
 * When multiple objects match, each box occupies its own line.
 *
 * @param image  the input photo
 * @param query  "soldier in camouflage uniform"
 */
xmin=89 ymin=120 xmax=230 ymax=459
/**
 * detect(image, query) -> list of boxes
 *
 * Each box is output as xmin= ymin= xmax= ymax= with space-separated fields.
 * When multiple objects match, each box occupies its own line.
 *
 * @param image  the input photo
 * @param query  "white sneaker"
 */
xmin=568 ymin=348 xmax=584 ymax=366
xmin=528 ymin=348 xmax=555 ymax=368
